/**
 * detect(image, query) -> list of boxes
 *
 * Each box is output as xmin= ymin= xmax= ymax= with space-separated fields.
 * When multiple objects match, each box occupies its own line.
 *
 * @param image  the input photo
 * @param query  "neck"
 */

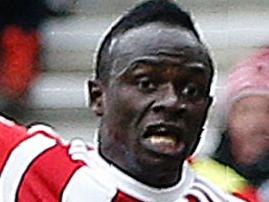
xmin=99 ymin=146 xmax=184 ymax=188
xmin=91 ymin=150 xmax=194 ymax=202
xmin=128 ymin=162 xmax=183 ymax=188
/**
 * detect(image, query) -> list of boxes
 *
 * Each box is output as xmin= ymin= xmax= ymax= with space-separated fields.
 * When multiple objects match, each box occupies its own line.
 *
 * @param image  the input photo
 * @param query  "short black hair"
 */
xmin=95 ymin=0 xmax=206 ymax=83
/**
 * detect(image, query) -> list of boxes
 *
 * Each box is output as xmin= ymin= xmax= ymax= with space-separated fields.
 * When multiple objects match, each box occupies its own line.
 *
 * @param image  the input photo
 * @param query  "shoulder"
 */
xmin=0 ymin=116 xmax=30 ymax=174
xmin=188 ymin=173 xmax=246 ymax=202
xmin=191 ymin=157 xmax=247 ymax=193
xmin=0 ymin=116 xmax=87 ymax=201
xmin=189 ymin=158 xmax=249 ymax=201
xmin=0 ymin=116 xmax=66 ymax=175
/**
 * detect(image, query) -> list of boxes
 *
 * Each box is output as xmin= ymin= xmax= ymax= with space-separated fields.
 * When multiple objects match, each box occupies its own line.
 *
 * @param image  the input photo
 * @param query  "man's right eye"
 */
xmin=137 ymin=77 xmax=157 ymax=92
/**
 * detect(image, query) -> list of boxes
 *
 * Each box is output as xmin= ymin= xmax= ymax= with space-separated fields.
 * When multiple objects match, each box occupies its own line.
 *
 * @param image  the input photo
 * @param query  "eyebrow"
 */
xmin=114 ymin=56 xmax=208 ymax=78
xmin=130 ymin=58 xmax=208 ymax=73
xmin=184 ymin=62 xmax=208 ymax=74
xmin=117 ymin=57 xmax=161 ymax=74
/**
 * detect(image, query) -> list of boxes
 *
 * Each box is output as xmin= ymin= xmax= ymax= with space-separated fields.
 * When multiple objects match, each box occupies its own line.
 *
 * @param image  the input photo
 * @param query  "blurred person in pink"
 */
xmin=193 ymin=47 xmax=269 ymax=202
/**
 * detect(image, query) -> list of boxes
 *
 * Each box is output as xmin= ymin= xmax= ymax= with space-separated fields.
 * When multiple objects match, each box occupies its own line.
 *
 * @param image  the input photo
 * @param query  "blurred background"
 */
xmin=2 ymin=0 xmax=269 ymax=155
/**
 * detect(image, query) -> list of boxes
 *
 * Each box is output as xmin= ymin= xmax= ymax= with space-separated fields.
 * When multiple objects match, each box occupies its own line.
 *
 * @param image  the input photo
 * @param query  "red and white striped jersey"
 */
xmin=0 ymin=116 xmax=245 ymax=202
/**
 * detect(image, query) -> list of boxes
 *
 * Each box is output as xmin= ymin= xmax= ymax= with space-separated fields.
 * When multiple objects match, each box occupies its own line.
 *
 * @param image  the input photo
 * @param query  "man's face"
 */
xmin=228 ymin=95 xmax=269 ymax=165
xmin=95 ymin=23 xmax=212 ymax=171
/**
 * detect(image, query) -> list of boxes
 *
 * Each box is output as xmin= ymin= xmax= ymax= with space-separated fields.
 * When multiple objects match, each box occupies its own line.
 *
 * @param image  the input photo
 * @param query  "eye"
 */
xmin=137 ymin=77 xmax=157 ymax=92
xmin=182 ymin=83 xmax=199 ymax=98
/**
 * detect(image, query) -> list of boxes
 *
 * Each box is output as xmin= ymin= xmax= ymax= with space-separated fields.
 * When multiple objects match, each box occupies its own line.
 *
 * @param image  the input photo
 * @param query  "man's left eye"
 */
xmin=137 ymin=77 xmax=157 ymax=92
xmin=182 ymin=84 xmax=199 ymax=97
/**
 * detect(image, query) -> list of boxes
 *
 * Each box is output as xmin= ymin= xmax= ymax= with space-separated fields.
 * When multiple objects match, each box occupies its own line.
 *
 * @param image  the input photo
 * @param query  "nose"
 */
xmin=152 ymin=83 xmax=187 ymax=114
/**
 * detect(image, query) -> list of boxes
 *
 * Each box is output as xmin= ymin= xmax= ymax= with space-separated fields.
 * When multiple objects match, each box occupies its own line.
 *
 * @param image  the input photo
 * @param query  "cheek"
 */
xmin=229 ymin=116 xmax=251 ymax=140
xmin=181 ymin=104 xmax=208 ymax=148
xmin=188 ymin=103 xmax=209 ymax=127
xmin=230 ymin=113 xmax=269 ymax=135
xmin=106 ymin=86 xmax=151 ymax=127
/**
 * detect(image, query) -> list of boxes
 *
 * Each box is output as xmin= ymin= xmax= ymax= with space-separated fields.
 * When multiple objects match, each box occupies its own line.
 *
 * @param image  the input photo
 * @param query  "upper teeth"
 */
xmin=149 ymin=136 xmax=176 ymax=145
xmin=158 ymin=127 xmax=166 ymax=132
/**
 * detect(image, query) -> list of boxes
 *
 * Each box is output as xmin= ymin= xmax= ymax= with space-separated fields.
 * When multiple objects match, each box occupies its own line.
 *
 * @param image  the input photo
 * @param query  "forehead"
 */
xmin=109 ymin=22 xmax=210 ymax=77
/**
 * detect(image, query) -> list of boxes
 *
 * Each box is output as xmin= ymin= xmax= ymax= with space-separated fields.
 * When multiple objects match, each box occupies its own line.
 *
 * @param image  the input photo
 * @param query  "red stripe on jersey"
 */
xmin=0 ymin=122 xmax=30 ymax=174
xmin=112 ymin=191 xmax=142 ymax=202
xmin=186 ymin=195 xmax=199 ymax=202
xmin=233 ymin=186 xmax=257 ymax=202
xmin=17 ymin=144 xmax=85 ymax=202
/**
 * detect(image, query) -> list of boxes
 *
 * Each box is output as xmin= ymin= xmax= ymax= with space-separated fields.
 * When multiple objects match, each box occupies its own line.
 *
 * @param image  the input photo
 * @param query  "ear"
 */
xmin=88 ymin=80 xmax=104 ymax=116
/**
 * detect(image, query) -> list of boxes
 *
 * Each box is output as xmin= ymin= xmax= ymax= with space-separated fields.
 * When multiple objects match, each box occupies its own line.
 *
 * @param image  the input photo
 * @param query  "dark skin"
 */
xmin=90 ymin=22 xmax=213 ymax=188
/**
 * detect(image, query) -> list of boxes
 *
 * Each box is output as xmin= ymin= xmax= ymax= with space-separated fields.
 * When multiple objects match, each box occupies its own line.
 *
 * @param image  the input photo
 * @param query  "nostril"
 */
xmin=152 ymin=105 xmax=165 ymax=113
xmin=152 ymin=102 xmax=187 ymax=114
xmin=178 ymin=103 xmax=187 ymax=113
xmin=178 ymin=107 xmax=187 ymax=114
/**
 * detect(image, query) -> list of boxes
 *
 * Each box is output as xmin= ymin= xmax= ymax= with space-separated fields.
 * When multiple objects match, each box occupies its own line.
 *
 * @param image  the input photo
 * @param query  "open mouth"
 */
xmin=141 ymin=123 xmax=185 ymax=155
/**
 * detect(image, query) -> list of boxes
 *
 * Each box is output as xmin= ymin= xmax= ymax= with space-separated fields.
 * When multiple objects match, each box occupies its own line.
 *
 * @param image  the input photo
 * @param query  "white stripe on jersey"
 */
xmin=0 ymin=116 xmax=15 ymax=127
xmin=0 ymin=182 xmax=3 ymax=202
xmin=193 ymin=180 xmax=224 ymax=201
xmin=0 ymin=134 xmax=56 ymax=202
xmin=62 ymin=166 xmax=117 ymax=202
xmin=27 ymin=124 xmax=60 ymax=138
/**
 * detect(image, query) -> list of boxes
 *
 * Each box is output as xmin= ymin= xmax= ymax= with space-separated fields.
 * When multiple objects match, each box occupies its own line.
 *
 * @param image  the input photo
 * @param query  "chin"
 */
xmin=139 ymin=144 xmax=189 ymax=167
